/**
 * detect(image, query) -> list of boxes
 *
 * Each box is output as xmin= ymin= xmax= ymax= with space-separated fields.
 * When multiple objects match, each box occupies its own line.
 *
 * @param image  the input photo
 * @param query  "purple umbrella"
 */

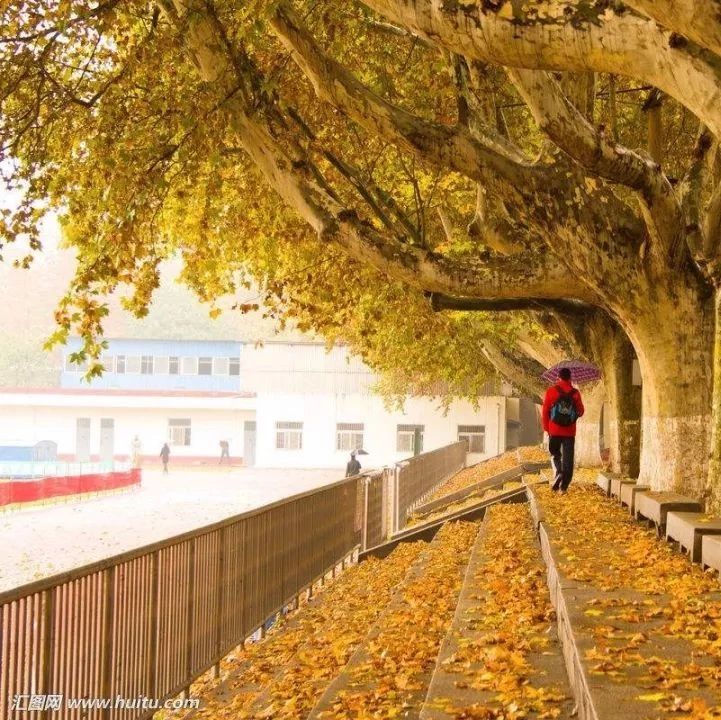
xmin=542 ymin=360 xmax=601 ymax=385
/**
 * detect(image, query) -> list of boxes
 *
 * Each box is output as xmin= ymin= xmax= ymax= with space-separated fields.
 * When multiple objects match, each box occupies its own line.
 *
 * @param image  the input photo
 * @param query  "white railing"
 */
xmin=0 ymin=460 xmax=127 ymax=479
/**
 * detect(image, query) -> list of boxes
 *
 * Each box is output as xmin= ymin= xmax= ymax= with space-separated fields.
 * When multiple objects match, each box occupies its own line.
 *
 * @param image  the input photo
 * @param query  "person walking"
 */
xmin=160 ymin=442 xmax=170 ymax=474
xmin=345 ymin=450 xmax=361 ymax=477
xmin=542 ymin=367 xmax=585 ymax=493
xmin=219 ymin=439 xmax=230 ymax=464
xmin=131 ymin=435 xmax=142 ymax=468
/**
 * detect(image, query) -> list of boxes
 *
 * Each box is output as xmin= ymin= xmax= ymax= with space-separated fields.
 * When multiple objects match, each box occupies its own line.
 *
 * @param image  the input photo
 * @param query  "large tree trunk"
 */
xmin=593 ymin=320 xmax=641 ymax=478
xmin=706 ymin=291 xmax=721 ymax=511
xmin=575 ymin=382 xmax=604 ymax=468
xmin=621 ymin=280 xmax=714 ymax=497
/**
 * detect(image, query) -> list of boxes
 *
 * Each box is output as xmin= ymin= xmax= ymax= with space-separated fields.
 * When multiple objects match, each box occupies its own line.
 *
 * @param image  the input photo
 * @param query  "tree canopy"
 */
xmin=3 ymin=1 xmax=721 ymax=498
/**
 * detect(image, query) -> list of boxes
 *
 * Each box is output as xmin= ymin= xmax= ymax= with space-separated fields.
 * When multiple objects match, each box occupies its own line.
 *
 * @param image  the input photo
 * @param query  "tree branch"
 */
xmin=269 ymin=2 xmax=544 ymax=193
xmin=480 ymin=340 xmax=546 ymax=401
xmin=623 ymin=0 xmax=721 ymax=59
xmin=426 ymin=292 xmax=594 ymax=315
xmin=507 ymin=68 xmax=683 ymax=260
xmin=361 ymin=0 xmax=721 ymax=138
xmin=165 ymin=1 xmax=597 ymax=303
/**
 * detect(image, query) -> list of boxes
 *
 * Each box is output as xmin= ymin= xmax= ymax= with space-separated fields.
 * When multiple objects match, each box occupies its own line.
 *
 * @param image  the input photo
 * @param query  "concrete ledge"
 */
xmin=665 ymin=512 xmax=721 ymax=563
xmin=412 ymin=466 xmax=523 ymax=517
xmin=528 ymin=486 xmax=721 ymax=719
xmin=526 ymin=490 xmax=598 ymax=720
xmin=619 ymin=483 xmax=649 ymax=515
xmin=526 ymin=485 xmax=687 ymax=720
xmin=595 ymin=471 xmax=612 ymax=497
xmin=702 ymin=535 xmax=721 ymax=572
xmin=522 ymin=460 xmax=550 ymax=473
xmin=635 ymin=491 xmax=703 ymax=533
xmin=361 ymin=487 xmax=527 ymax=560
xmin=609 ymin=476 xmax=636 ymax=500
xmin=524 ymin=481 xmax=545 ymax=529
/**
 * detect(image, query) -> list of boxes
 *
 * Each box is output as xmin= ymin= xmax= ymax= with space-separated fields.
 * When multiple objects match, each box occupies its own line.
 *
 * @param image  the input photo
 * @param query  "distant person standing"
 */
xmin=131 ymin=435 xmax=142 ymax=468
xmin=219 ymin=440 xmax=230 ymax=464
xmin=160 ymin=442 xmax=170 ymax=474
xmin=542 ymin=367 xmax=585 ymax=493
xmin=345 ymin=450 xmax=361 ymax=477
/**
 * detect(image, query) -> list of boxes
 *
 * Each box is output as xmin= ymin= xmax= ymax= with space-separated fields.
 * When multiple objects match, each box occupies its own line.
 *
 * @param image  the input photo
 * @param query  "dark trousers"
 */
xmin=549 ymin=436 xmax=575 ymax=490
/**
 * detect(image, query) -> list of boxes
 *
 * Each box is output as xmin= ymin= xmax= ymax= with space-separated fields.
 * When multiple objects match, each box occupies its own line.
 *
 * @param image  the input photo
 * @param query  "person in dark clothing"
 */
xmin=345 ymin=450 xmax=361 ymax=477
xmin=542 ymin=368 xmax=585 ymax=492
xmin=219 ymin=440 xmax=230 ymax=464
xmin=160 ymin=442 xmax=170 ymax=474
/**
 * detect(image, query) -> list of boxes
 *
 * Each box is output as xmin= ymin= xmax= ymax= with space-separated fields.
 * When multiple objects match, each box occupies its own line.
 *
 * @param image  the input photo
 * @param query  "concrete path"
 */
xmin=0 ymin=466 xmax=345 ymax=593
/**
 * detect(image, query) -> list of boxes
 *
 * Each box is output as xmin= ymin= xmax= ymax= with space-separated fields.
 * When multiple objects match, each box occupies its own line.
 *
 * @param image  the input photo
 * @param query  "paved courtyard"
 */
xmin=0 ymin=466 xmax=345 ymax=593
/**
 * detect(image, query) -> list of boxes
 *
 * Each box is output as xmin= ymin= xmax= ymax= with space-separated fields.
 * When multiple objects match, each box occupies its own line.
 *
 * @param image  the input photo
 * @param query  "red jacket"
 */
xmin=542 ymin=379 xmax=585 ymax=437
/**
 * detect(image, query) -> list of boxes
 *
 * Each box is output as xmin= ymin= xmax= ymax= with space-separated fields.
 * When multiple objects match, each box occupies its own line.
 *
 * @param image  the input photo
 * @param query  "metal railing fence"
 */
xmin=394 ymin=441 xmax=467 ymax=529
xmin=1 ymin=441 xmax=469 ymax=720
xmin=359 ymin=469 xmax=390 ymax=551
xmin=0 ymin=477 xmax=361 ymax=720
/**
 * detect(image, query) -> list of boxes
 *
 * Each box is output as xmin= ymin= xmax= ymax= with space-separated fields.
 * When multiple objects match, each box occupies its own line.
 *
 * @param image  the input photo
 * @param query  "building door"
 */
xmin=99 ymin=418 xmax=114 ymax=463
xmin=243 ymin=421 xmax=256 ymax=466
xmin=76 ymin=418 xmax=91 ymax=462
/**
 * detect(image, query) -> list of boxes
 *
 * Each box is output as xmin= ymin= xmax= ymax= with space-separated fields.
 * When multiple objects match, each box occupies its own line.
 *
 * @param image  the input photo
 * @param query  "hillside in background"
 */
xmin=0 ymin=248 xmax=310 ymax=388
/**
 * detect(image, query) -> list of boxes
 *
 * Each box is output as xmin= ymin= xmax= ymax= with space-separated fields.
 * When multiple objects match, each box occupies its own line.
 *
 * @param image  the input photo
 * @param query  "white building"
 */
xmin=0 ymin=340 xmax=530 ymax=470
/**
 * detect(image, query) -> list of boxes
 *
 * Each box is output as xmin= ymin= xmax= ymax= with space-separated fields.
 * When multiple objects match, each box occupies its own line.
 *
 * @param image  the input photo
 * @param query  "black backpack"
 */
xmin=550 ymin=387 xmax=579 ymax=427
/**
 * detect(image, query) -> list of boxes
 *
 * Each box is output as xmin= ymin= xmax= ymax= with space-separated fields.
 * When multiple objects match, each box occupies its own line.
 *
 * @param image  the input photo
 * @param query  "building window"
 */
xmin=154 ymin=356 xmax=170 ymax=375
xmin=169 ymin=356 xmax=179 ymax=375
xmin=336 ymin=423 xmax=364 ymax=451
xmin=125 ymin=356 xmax=141 ymax=374
xmin=396 ymin=424 xmax=424 ymax=453
xmin=168 ymin=418 xmax=191 ymax=446
xmin=181 ymin=357 xmax=197 ymax=375
xmin=213 ymin=357 xmax=229 ymax=375
xmin=229 ymin=357 xmax=240 ymax=376
xmin=198 ymin=357 xmax=213 ymax=376
xmin=141 ymin=356 xmax=154 ymax=375
xmin=101 ymin=354 xmax=114 ymax=373
xmin=276 ymin=421 xmax=303 ymax=450
xmin=116 ymin=355 xmax=126 ymax=374
xmin=458 ymin=425 xmax=485 ymax=453
xmin=65 ymin=355 xmax=88 ymax=372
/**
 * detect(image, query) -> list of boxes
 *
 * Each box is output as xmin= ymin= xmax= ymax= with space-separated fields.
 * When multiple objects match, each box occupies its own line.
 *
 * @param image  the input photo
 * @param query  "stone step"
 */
xmin=665 ymin=512 xmax=721 ymax=563
xmin=702 ymin=534 xmax=721 ymax=573
xmin=362 ymin=486 xmax=526 ymax=560
xmin=619 ymin=482 xmax=649 ymax=515
xmin=610 ymin=476 xmax=636 ymax=500
xmin=634 ymin=491 xmax=703 ymax=534
xmin=419 ymin=503 xmax=574 ymax=720
xmin=412 ymin=466 xmax=524 ymax=517
xmin=176 ymin=542 xmax=425 ymax=720
xmin=596 ymin=471 xmax=613 ymax=496
xmin=308 ymin=521 xmax=480 ymax=720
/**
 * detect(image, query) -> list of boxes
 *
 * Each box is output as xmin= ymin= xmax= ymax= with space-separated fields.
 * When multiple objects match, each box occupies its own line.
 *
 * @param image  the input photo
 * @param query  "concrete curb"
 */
xmin=412 ymin=466 xmax=524 ymax=517
xmin=526 ymin=485 xmax=598 ymax=720
xmin=361 ymin=487 xmax=527 ymax=560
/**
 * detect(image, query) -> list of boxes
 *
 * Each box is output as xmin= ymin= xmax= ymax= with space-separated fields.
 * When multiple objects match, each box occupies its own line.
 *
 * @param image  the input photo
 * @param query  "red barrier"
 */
xmin=0 ymin=469 xmax=140 ymax=507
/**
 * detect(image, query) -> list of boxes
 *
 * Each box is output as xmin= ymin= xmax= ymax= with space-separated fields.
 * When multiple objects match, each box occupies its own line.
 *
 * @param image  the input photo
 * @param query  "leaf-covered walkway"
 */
xmin=529 ymin=478 xmax=721 ymax=718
